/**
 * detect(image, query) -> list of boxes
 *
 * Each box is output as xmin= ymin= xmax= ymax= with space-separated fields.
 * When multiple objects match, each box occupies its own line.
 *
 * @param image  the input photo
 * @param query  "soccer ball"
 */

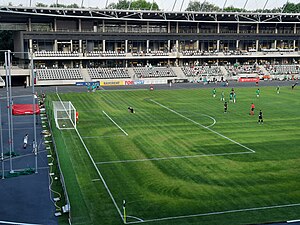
xmin=63 ymin=124 xmax=66 ymax=127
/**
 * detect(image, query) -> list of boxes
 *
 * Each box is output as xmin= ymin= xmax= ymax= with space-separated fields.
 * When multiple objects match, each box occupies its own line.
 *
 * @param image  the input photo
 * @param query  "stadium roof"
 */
xmin=0 ymin=5 xmax=300 ymax=24
xmin=1 ymin=0 xmax=299 ymax=12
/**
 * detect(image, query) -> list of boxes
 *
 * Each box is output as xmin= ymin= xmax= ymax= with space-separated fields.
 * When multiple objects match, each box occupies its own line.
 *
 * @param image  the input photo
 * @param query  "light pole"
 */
xmin=30 ymin=53 xmax=38 ymax=173
xmin=2 ymin=51 xmax=39 ymax=175
xmin=0 ymin=102 xmax=4 ymax=179
xmin=5 ymin=51 xmax=14 ymax=174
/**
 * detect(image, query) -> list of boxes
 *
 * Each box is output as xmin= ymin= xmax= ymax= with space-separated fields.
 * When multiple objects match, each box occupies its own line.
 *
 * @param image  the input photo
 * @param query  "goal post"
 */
xmin=53 ymin=101 xmax=76 ymax=130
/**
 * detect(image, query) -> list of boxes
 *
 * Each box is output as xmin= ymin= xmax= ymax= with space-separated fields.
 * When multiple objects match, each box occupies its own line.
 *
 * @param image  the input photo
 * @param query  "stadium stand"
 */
xmin=34 ymin=51 xmax=79 ymax=57
xmin=181 ymin=50 xmax=218 ymax=56
xmin=86 ymin=51 xmax=126 ymax=57
xmin=36 ymin=69 xmax=83 ymax=80
xmin=88 ymin=68 xmax=130 ymax=79
xmin=133 ymin=67 xmax=177 ymax=78
xmin=225 ymin=64 xmax=263 ymax=76
xmin=181 ymin=66 xmax=222 ymax=77
xmin=265 ymin=64 xmax=300 ymax=75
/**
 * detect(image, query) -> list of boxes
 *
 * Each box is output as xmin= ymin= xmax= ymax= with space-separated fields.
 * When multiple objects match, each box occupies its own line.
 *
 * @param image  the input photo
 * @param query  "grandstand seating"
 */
xmin=36 ymin=69 xmax=83 ymax=80
xmin=181 ymin=50 xmax=218 ymax=56
xmin=225 ymin=64 xmax=263 ymax=76
xmin=86 ymin=51 xmax=126 ymax=57
xmin=88 ymin=68 xmax=130 ymax=79
xmin=132 ymin=51 xmax=169 ymax=56
xmin=133 ymin=67 xmax=176 ymax=78
xmin=265 ymin=64 xmax=300 ymax=75
xmin=181 ymin=66 xmax=222 ymax=77
xmin=34 ymin=51 xmax=79 ymax=57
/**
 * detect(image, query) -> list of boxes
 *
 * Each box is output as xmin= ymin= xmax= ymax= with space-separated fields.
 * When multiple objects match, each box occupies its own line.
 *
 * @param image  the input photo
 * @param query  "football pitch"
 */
xmin=47 ymin=85 xmax=300 ymax=225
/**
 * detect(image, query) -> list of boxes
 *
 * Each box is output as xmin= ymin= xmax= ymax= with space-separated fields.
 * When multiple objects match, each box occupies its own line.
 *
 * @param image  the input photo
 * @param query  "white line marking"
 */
xmin=126 ymin=203 xmax=300 ymax=224
xmin=56 ymin=92 xmax=124 ymax=221
xmin=200 ymin=114 xmax=216 ymax=128
xmin=96 ymin=151 xmax=253 ymax=165
xmin=127 ymin=215 xmax=144 ymax=222
xmin=150 ymin=99 xmax=255 ymax=153
xmin=92 ymin=178 xmax=101 ymax=182
xmin=0 ymin=221 xmax=41 ymax=225
xmin=82 ymin=134 xmax=126 ymax=139
xmin=102 ymin=110 xmax=128 ymax=136
xmin=288 ymin=219 xmax=300 ymax=223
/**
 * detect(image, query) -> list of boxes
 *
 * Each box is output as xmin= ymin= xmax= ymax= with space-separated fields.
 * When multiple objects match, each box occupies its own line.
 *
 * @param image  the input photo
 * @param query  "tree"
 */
xmin=186 ymin=1 xmax=220 ymax=12
xmin=107 ymin=0 xmax=129 ymax=9
xmin=185 ymin=1 xmax=300 ymax=13
xmin=223 ymin=6 xmax=243 ymax=12
xmin=283 ymin=2 xmax=300 ymax=13
xmin=67 ymin=3 xmax=80 ymax=8
xmin=131 ymin=0 xmax=159 ymax=10
xmin=49 ymin=3 xmax=80 ymax=8
xmin=36 ymin=2 xmax=48 ymax=7
xmin=107 ymin=0 xmax=159 ymax=10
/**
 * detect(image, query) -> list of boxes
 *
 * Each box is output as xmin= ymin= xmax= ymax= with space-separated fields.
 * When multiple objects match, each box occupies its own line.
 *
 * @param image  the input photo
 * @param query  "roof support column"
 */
xmin=54 ymin=40 xmax=58 ymax=51
xmin=125 ymin=40 xmax=128 ymax=53
xmin=78 ymin=19 xmax=82 ymax=32
xmin=103 ymin=40 xmax=106 ymax=52
xmin=79 ymin=40 xmax=82 ymax=53
xmin=256 ymin=23 xmax=259 ymax=51
xmin=217 ymin=23 xmax=220 ymax=52
xmin=29 ymin=39 xmax=33 ymax=54
xmin=54 ymin=18 xmax=57 ymax=32
xmin=147 ymin=40 xmax=150 ymax=53
xmin=28 ymin=18 xmax=32 ymax=32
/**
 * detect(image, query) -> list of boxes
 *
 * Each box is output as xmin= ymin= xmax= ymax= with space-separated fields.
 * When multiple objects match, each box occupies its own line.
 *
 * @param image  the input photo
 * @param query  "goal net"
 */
xmin=53 ymin=101 xmax=76 ymax=130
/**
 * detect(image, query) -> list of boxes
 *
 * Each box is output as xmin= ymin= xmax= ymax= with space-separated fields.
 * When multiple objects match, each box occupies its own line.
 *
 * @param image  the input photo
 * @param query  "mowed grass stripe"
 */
xmin=78 ymin=91 xmax=252 ymax=162
xmin=49 ymin=87 xmax=300 ymax=225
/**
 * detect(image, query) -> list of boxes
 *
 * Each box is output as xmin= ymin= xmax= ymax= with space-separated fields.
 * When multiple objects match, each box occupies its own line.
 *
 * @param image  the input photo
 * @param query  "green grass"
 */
xmin=47 ymin=86 xmax=300 ymax=225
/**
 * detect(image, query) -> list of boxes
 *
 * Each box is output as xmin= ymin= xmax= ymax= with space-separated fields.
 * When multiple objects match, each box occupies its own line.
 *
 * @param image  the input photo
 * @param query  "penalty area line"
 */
xmin=95 ymin=151 xmax=254 ymax=165
xmin=125 ymin=203 xmax=300 ymax=224
xmin=102 ymin=111 xmax=128 ymax=136
xmin=149 ymin=99 xmax=255 ymax=153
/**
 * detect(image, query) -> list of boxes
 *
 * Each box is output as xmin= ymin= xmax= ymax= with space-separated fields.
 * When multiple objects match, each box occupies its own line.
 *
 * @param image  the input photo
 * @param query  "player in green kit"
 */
xmin=212 ymin=88 xmax=216 ymax=98
xmin=276 ymin=85 xmax=280 ymax=94
xmin=233 ymin=92 xmax=236 ymax=103
xmin=256 ymin=88 xmax=260 ymax=97
xmin=220 ymin=91 xmax=225 ymax=101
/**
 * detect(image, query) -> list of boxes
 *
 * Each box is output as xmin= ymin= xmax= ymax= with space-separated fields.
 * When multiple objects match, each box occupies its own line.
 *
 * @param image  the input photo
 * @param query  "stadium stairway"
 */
xmin=127 ymin=68 xmax=135 ymax=79
xmin=81 ymin=69 xmax=92 ymax=82
xmin=220 ymin=66 xmax=228 ymax=77
xmin=259 ymin=65 xmax=271 ymax=76
xmin=172 ymin=67 xmax=185 ymax=78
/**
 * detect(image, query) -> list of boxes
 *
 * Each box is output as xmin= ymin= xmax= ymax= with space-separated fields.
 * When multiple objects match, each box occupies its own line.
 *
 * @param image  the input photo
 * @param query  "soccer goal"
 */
xmin=53 ymin=101 xmax=76 ymax=130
